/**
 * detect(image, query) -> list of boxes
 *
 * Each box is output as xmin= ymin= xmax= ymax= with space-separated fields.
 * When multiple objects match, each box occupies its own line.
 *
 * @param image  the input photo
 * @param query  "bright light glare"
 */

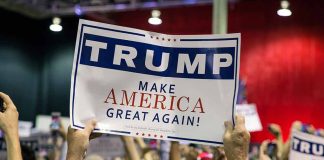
xmin=53 ymin=17 xmax=61 ymax=24
xmin=74 ymin=5 xmax=82 ymax=16
xmin=49 ymin=24 xmax=63 ymax=32
xmin=151 ymin=10 xmax=161 ymax=17
xmin=281 ymin=0 xmax=289 ymax=8
xmin=277 ymin=8 xmax=292 ymax=16
xmin=148 ymin=17 xmax=162 ymax=25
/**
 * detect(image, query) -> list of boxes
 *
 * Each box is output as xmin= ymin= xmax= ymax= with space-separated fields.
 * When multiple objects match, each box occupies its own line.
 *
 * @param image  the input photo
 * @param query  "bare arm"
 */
xmin=66 ymin=120 xmax=101 ymax=160
xmin=5 ymin=131 xmax=22 ymax=160
xmin=122 ymin=136 xmax=141 ymax=160
xmin=170 ymin=141 xmax=181 ymax=160
xmin=268 ymin=124 xmax=284 ymax=159
xmin=0 ymin=92 xmax=23 ymax=160
xmin=281 ymin=121 xmax=302 ymax=160
xmin=259 ymin=140 xmax=271 ymax=160
xmin=49 ymin=121 xmax=67 ymax=160
xmin=134 ymin=137 xmax=147 ymax=149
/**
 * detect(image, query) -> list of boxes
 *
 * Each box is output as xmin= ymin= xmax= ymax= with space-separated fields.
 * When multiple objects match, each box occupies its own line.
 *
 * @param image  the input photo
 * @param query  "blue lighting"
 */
xmin=115 ymin=4 xmax=127 ymax=10
xmin=184 ymin=0 xmax=196 ymax=4
xmin=75 ymin=5 xmax=82 ymax=16
xmin=143 ymin=1 xmax=158 ymax=8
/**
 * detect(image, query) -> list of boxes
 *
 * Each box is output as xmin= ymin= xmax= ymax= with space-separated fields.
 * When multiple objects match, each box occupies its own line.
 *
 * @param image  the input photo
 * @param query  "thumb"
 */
xmin=84 ymin=119 xmax=97 ymax=135
xmin=0 ymin=92 xmax=15 ymax=109
xmin=235 ymin=115 xmax=245 ymax=126
xmin=224 ymin=120 xmax=233 ymax=134
xmin=260 ymin=140 xmax=270 ymax=153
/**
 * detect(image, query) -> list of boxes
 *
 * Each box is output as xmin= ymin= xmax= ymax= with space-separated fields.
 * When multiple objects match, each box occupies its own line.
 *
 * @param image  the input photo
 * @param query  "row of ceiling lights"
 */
xmin=49 ymin=9 xmax=162 ymax=32
xmin=49 ymin=0 xmax=291 ymax=32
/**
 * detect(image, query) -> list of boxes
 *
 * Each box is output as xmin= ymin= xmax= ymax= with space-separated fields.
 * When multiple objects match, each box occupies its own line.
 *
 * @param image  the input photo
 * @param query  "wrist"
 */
xmin=276 ymin=133 xmax=283 ymax=141
xmin=225 ymin=148 xmax=248 ymax=160
xmin=4 ymin=130 xmax=19 ymax=143
xmin=227 ymin=155 xmax=247 ymax=160
xmin=67 ymin=146 xmax=86 ymax=160
xmin=67 ymin=151 xmax=84 ymax=160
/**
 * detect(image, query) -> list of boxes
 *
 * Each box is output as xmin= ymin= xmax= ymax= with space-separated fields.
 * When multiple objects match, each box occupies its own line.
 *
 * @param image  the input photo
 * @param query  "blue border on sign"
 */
xmin=179 ymin=37 xmax=239 ymax=127
xmin=71 ymin=22 xmax=239 ymax=144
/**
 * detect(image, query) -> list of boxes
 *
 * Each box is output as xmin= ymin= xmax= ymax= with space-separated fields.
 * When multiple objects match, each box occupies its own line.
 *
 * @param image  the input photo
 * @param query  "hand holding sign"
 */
xmin=223 ymin=115 xmax=250 ymax=160
xmin=67 ymin=120 xmax=102 ymax=160
xmin=71 ymin=19 xmax=240 ymax=145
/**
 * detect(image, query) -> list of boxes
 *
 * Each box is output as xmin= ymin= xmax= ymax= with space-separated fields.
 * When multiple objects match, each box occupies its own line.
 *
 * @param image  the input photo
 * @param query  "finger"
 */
xmin=121 ymin=136 xmax=133 ymax=143
xmin=291 ymin=121 xmax=302 ymax=131
xmin=271 ymin=139 xmax=277 ymax=144
xmin=2 ymin=102 xmax=6 ymax=110
xmin=307 ymin=125 xmax=316 ymax=134
xmin=268 ymin=124 xmax=281 ymax=135
xmin=319 ymin=129 xmax=324 ymax=137
xmin=260 ymin=140 xmax=270 ymax=153
xmin=224 ymin=120 xmax=233 ymax=133
xmin=90 ymin=133 xmax=102 ymax=140
xmin=235 ymin=115 xmax=245 ymax=126
xmin=268 ymin=123 xmax=276 ymax=131
xmin=84 ymin=119 xmax=97 ymax=135
xmin=0 ymin=92 xmax=14 ymax=107
xmin=67 ymin=126 xmax=75 ymax=134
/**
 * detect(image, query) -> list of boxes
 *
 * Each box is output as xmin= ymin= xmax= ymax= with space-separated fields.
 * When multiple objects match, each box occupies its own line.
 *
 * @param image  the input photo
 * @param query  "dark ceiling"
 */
xmin=0 ymin=0 xmax=215 ymax=18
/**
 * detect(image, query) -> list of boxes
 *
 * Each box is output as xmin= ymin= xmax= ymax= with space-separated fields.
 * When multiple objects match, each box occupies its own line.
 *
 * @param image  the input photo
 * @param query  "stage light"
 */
xmin=277 ymin=0 xmax=292 ymax=17
xmin=74 ymin=5 xmax=82 ymax=16
xmin=148 ymin=17 xmax=162 ymax=25
xmin=277 ymin=8 xmax=292 ymax=16
xmin=148 ymin=10 xmax=162 ymax=25
xmin=49 ymin=17 xmax=63 ymax=32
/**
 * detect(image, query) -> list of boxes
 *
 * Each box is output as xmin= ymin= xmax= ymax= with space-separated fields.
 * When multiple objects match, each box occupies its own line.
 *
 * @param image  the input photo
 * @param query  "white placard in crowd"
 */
xmin=70 ymin=19 xmax=240 ymax=146
xmin=289 ymin=131 xmax=324 ymax=160
xmin=87 ymin=135 xmax=125 ymax=160
xmin=18 ymin=121 xmax=33 ymax=137
xmin=35 ymin=115 xmax=70 ymax=132
xmin=235 ymin=104 xmax=262 ymax=132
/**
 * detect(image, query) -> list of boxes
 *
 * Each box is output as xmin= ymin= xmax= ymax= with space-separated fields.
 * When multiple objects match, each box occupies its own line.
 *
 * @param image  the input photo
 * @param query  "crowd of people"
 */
xmin=0 ymin=92 xmax=250 ymax=160
xmin=1 ymin=91 xmax=323 ymax=160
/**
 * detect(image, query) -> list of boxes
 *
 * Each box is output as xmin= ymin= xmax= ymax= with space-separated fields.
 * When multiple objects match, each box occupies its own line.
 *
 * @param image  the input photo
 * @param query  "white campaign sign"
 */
xmin=289 ymin=131 xmax=324 ymax=160
xmin=70 ymin=19 xmax=240 ymax=146
xmin=18 ymin=121 xmax=33 ymax=137
xmin=235 ymin=104 xmax=262 ymax=132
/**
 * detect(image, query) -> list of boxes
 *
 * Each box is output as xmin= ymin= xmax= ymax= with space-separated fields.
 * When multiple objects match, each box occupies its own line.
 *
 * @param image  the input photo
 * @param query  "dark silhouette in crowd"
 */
xmin=21 ymin=144 xmax=36 ymax=160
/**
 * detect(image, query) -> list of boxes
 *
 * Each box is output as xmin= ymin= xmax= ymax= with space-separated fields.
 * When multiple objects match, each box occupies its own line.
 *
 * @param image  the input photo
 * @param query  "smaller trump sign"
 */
xmin=289 ymin=131 xmax=324 ymax=160
xmin=235 ymin=104 xmax=262 ymax=132
xmin=70 ymin=19 xmax=240 ymax=146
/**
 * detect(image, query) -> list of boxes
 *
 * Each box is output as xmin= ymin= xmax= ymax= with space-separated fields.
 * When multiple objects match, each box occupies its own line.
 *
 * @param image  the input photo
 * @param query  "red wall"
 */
xmin=88 ymin=0 xmax=324 ymax=142
xmin=229 ymin=0 xmax=324 ymax=142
